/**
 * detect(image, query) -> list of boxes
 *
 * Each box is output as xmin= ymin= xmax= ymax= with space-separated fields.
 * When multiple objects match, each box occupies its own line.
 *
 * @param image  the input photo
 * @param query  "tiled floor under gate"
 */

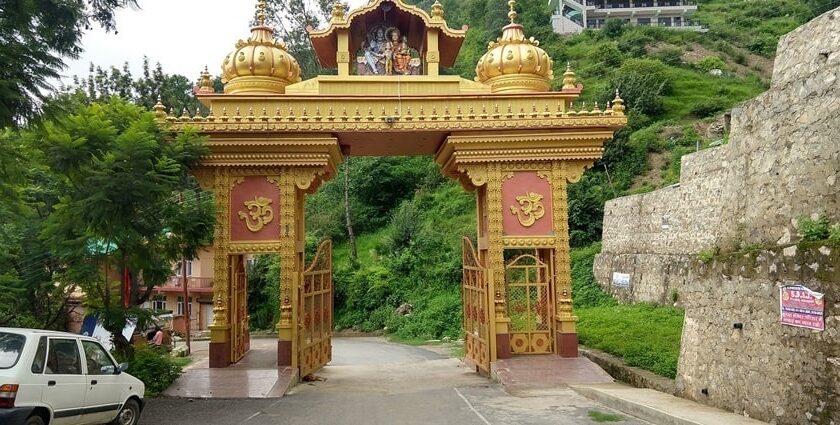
xmin=164 ymin=338 xmax=294 ymax=399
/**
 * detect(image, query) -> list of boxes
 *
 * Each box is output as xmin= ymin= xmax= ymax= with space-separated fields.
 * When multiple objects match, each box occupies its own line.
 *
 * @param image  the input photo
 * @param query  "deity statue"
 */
xmin=384 ymin=40 xmax=394 ymax=75
xmin=364 ymin=27 xmax=387 ymax=74
xmin=357 ymin=25 xmax=420 ymax=75
xmin=393 ymin=35 xmax=412 ymax=75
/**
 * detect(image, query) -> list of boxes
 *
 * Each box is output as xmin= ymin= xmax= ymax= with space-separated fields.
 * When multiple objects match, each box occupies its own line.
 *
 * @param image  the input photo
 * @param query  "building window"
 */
xmin=174 ymin=260 xmax=193 ymax=277
xmin=674 ymin=16 xmax=682 ymax=26
xmin=658 ymin=17 xmax=672 ymax=26
xmin=637 ymin=17 xmax=651 ymax=26
xmin=177 ymin=296 xmax=193 ymax=316
xmin=152 ymin=296 xmax=166 ymax=311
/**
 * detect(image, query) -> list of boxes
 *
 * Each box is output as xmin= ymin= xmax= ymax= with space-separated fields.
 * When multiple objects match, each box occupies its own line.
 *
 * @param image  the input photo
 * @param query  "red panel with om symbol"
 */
xmin=229 ymin=176 xmax=281 ymax=242
xmin=501 ymin=172 xmax=554 ymax=237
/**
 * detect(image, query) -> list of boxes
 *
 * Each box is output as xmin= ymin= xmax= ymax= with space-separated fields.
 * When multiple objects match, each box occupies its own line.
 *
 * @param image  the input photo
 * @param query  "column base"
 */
xmin=209 ymin=341 xmax=231 ymax=368
xmin=277 ymin=340 xmax=293 ymax=366
xmin=496 ymin=333 xmax=511 ymax=359
xmin=556 ymin=331 xmax=578 ymax=358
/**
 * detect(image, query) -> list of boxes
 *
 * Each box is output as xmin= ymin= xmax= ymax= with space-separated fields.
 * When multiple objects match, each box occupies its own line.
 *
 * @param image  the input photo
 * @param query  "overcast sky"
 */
xmin=63 ymin=0 xmax=369 ymax=83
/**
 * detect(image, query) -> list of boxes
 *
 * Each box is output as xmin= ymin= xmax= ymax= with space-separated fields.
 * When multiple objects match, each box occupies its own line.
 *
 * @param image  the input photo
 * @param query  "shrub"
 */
xmin=828 ymin=225 xmax=840 ymax=247
xmin=690 ymin=99 xmax=725 ymax=118
xmin=126 ymin=345 xmax=183 ymax=397
xmin=602 ymin=18 xmax=626 ymax=39
xmin=696 ymin=56 xmax=728 ymax=73
xmin=731 ymin=51 xmax=748 ymax=66
xmin=798 ymin=216 xmax=831 ymax=242
xmin=697 ymin=246 xmax=720 ymax=264
xmin=652 ymin=46 xmax=684 ymax=66
xmin=617 ymin=31 xmax=653 ymax=58
xmin=603 ymin=59 xmax=673 ymax=117
xmin=571 ymin=243 xmax=617 ymax=309
xmin=593 ymin=43 xmax=624 ymax=68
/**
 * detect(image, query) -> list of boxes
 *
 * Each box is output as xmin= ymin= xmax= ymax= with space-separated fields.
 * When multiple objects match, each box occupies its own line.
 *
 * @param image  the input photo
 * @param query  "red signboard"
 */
xmin=780 ymin=285 xmax=825 ymax=331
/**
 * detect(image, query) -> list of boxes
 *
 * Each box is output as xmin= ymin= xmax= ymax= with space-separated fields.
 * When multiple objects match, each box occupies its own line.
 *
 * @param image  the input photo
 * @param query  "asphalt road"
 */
xmin=139 ymin=337 xmax=646 ymax=425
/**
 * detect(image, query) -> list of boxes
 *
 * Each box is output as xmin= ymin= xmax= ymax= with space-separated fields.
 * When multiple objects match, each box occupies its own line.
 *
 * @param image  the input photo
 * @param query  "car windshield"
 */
xmin=0 ymin=332 xmax=26 ymax=369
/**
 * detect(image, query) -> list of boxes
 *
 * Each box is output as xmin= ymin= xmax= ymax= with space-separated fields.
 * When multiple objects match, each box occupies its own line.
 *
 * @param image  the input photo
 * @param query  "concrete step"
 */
xmin=571 ymin=383 xmax=768 ymax=425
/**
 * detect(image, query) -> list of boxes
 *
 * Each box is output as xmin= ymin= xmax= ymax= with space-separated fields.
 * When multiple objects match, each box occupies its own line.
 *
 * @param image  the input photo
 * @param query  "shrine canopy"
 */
xmin=307 ymin=0 xmax=467 ymax=75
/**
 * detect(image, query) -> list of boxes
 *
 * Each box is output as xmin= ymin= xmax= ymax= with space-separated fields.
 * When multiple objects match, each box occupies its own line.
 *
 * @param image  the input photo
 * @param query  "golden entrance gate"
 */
xmin=299 ymin=240 xmax=333 ymax=378
xmin=159 ymin=0 xmax=625 ymax=379
xmin=462 ymin=237 xmax=491 ymax=373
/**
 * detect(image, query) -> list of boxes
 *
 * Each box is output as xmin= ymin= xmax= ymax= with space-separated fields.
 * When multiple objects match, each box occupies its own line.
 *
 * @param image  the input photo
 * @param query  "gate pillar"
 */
xmin=437 ymin=107 xmax=623 ymax=359
xmin=192 ymin=136 xmax=342 ymax=368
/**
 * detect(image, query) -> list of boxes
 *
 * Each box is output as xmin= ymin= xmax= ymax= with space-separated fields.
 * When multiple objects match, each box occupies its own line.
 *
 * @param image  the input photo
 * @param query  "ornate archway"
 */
xmin=157 ymin=0 xmax=625 ymax=377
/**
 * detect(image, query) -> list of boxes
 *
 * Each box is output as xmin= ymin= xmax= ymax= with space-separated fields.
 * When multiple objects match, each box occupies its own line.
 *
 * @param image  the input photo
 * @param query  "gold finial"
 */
xmin=431 ymin=1 xmax=444 ymax=20
xmin=507 ymin=0 xmax=518 ymax=24
xmin=153 ymin=97 xmax=167 ymax=120
xmin=562 ymin=62 xmax=577 ymax=90
xmin=331 ymin=1 xmax=346 ymax=22
xmin=198 ymin=66 xmax=214 ymax=93
xmin=256 ymin=0 xmax=268 ymax=26
xmin=612 ymin=89 xmax=625 ymax=115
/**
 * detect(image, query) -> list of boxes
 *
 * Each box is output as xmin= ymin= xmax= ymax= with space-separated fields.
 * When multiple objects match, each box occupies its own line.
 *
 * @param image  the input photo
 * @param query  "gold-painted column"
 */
xmin=486 ymin=163 xmax=511 ymax=359
xmin=209 ymin=167 xmax=232 ymax=368
xmin=552 ymin=161 xmax=578 ymax=357
xmin=425 ymin=28 xmax=440 ymax=76
xmin=337 ymin=29 xmax=350 ymax=77
xmin=276 ymin=169 xmax=297 ymax=367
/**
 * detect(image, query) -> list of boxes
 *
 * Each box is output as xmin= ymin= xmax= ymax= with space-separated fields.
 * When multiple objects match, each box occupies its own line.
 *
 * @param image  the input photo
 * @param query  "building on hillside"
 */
xmin=147 ymin=248 xmax=216 ymax=335
xmin=548 ymin=0 xmax=704 ymax=34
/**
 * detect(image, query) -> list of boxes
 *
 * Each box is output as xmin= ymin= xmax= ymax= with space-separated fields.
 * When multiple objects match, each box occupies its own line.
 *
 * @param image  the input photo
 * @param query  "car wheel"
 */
xmin=110 ymin=399 xmax=141 ymax=425
xmin=25 ymin=416 xmax=45 ymax=425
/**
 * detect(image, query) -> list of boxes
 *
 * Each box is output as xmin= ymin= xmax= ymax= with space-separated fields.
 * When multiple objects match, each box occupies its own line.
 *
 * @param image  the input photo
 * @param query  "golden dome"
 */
xmin=221 ymin=1 xmax=301 ymax=95
xmin=475 ymin=0 xmax=554 ymax=93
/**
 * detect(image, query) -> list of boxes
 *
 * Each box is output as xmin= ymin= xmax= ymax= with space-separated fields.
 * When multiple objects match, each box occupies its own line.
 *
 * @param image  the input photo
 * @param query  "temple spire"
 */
xmin=507 ymin=0 xmax=518 ymax=24
xmin=256 ymin=0 xmax=267 ymax=26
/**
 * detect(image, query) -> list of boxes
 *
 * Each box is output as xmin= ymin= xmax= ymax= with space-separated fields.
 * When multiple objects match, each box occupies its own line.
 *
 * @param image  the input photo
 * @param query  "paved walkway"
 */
xmin=163 ymin=338 xmax=293 ymax=398
xmin=492 ymin=355 xmax=615 ymax=393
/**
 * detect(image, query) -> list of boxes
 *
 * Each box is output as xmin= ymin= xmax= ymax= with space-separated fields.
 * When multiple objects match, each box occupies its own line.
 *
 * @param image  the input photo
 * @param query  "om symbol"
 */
xmin=238 ymin=196 xmax=274 ymax=232
xmin=510 ymin=192 xmax=545 ymax=227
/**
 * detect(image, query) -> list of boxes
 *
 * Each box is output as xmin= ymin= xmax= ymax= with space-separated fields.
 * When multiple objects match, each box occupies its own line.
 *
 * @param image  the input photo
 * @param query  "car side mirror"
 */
xmin=117 ymin=362 xmax=129 ymax=375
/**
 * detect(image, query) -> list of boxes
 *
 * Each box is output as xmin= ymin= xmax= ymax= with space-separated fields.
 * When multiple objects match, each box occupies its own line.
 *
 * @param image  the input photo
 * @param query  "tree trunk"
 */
xmin=343 ymin=158 xmax=358 ymax=263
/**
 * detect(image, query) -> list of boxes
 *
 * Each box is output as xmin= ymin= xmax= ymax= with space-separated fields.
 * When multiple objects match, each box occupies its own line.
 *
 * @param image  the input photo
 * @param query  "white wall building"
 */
xmin=549 ymin=0 xmax=705 ymax=34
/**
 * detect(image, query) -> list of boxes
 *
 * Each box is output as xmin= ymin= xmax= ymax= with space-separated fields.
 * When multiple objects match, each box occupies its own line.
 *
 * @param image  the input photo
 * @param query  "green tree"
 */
xmin=264 ymin=0 xmax=337 ymax=78
xmin=35 ymin=98 xmax=213 ymax=357
xmin=0 ymin=0 xmax=138 ymax=127
xmin=62 ymin=58 xmax=206 ymax=116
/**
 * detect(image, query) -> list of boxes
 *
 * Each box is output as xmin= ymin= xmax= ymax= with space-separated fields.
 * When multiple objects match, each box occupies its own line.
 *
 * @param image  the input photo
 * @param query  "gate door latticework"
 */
xmin=299 ymin=240 xmax=333 ymax=378
xmin=232 ymin=255 xmax=250 ymax=363
xmin=462 ymin=237 xmax=491 ymax=373
xmin=505 ymin=253 xmax=554 ymax=355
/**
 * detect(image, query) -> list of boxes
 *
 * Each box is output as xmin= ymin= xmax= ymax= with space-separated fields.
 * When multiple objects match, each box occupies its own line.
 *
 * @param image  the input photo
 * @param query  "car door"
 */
xmin=42 ymin=338 xmax=86 ymax=425
xmin=80 ymin=340 xmax=124 ymax=424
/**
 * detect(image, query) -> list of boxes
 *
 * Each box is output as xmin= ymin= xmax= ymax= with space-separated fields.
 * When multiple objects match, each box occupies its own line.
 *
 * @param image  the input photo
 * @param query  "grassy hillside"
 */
xmin=245 ymin=0 xmax=832 ymax=340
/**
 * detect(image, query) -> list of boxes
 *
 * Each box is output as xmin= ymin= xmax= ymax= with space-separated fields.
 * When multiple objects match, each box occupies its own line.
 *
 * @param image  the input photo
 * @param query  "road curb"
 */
xmin=570 ymin=383 xmax=768 ymax=425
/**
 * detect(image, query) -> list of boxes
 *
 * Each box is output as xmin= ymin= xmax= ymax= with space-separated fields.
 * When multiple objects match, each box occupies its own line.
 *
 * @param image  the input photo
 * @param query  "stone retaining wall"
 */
xmin=677 ymin=245 xmax=839 ymax=424
xmin=591 ymin=7 xmax=840 ymax=424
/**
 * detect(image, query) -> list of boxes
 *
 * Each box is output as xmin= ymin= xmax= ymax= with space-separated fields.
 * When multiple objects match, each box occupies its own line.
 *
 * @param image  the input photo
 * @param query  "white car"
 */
xmin=0 ymin=328 xmax=145 ymax=425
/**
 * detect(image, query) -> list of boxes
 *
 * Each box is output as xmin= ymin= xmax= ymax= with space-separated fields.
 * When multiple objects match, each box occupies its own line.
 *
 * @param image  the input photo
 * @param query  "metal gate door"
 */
xmin=299 ymin=240 xmax=333 ymax=378
xmin=505 ymin=253 xmax=554 ymax=354
xmin=231 ymin=255 xmax=250 ymax=362
xmin=462 ymin=237 xmax=491 ymax=373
